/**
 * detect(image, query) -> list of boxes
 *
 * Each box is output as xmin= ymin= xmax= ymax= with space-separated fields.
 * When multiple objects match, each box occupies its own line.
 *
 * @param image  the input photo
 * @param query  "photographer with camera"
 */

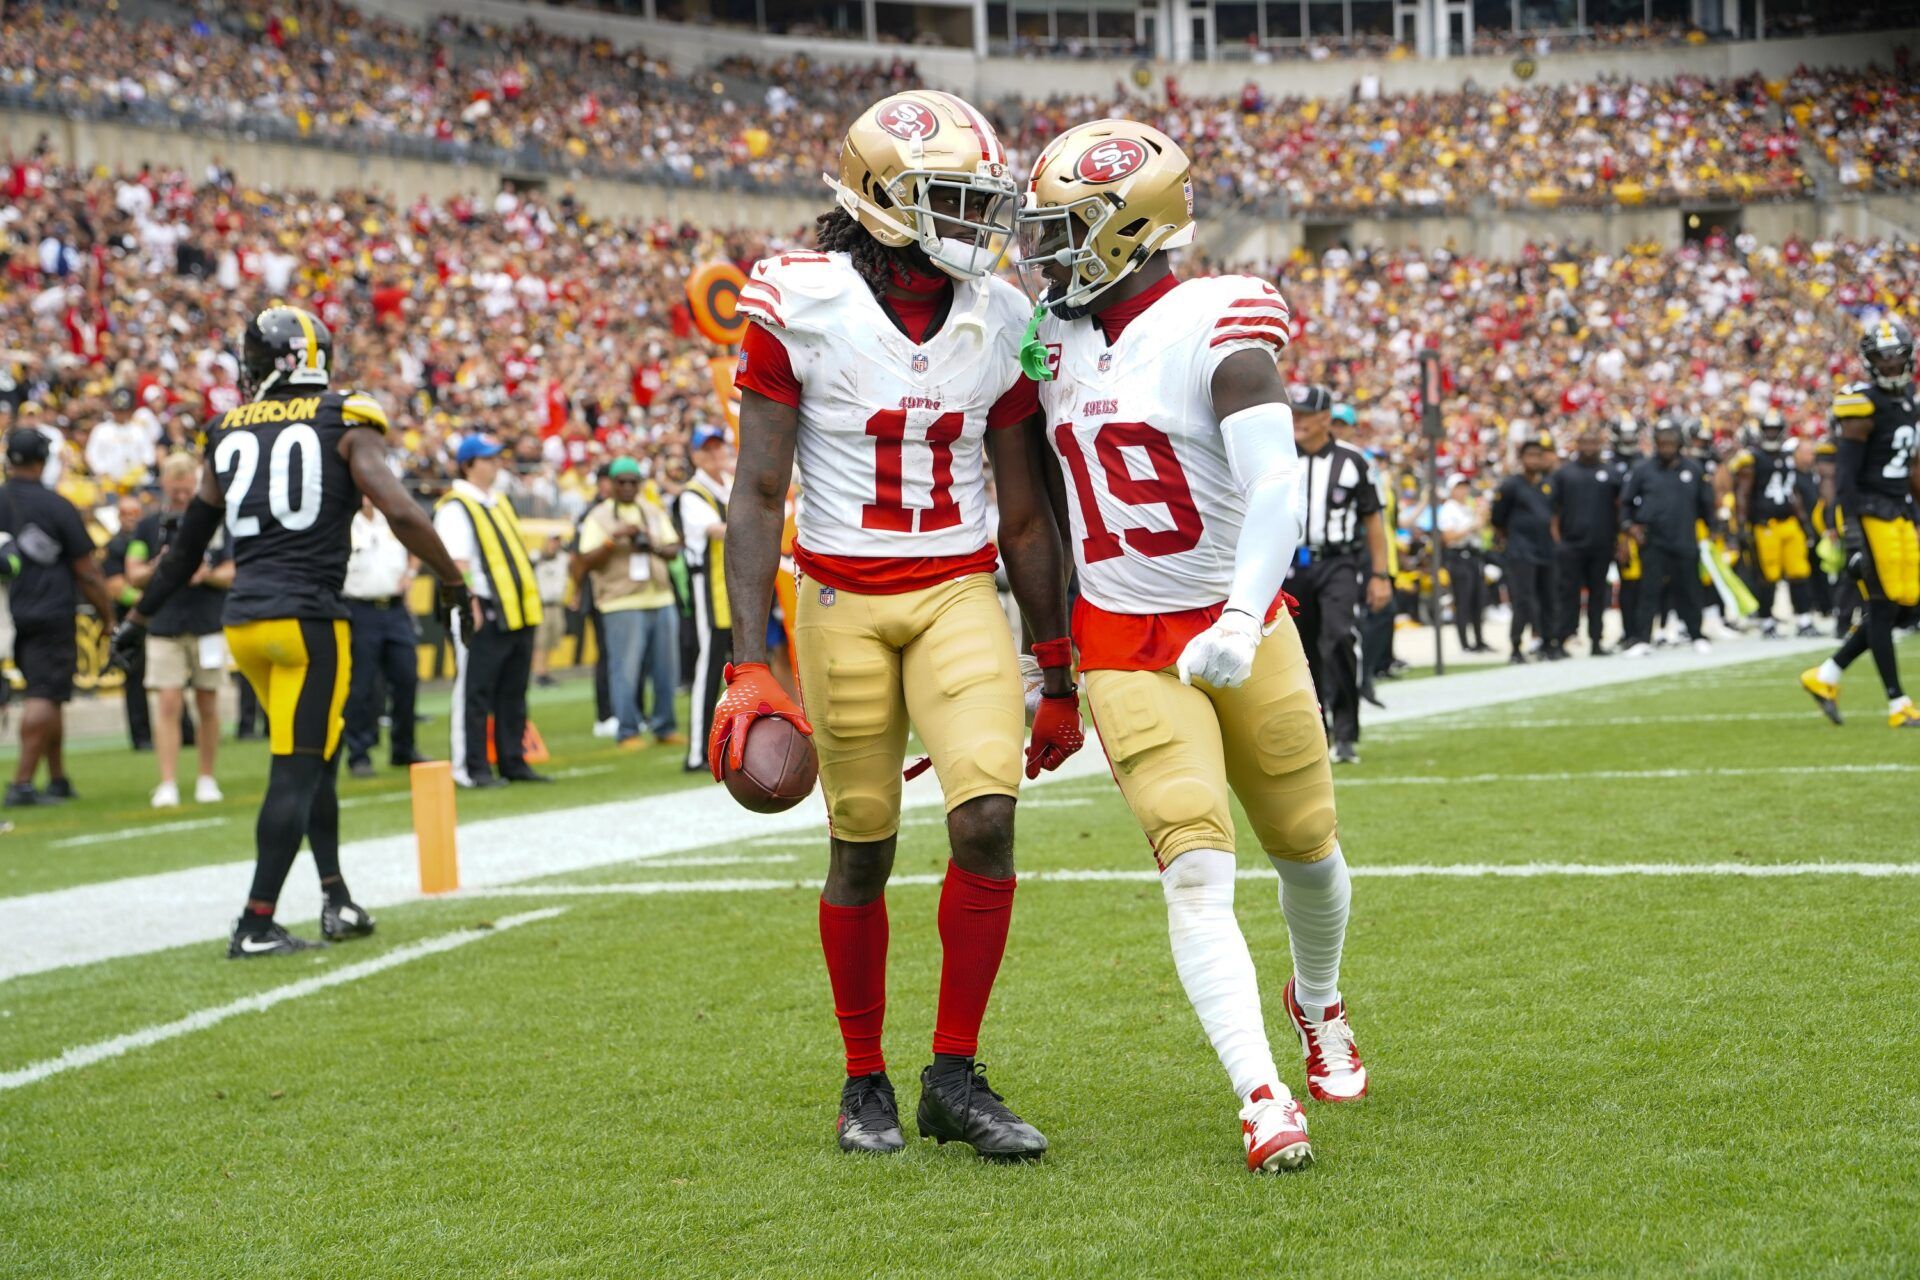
xmin=573 ymin=456 xmax=682 ymax=750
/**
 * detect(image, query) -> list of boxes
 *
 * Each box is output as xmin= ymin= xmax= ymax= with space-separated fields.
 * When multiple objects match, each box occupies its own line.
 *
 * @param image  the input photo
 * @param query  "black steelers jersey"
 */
xmin=200 ymin=388 xmax=389 ymax=623
xmin=1832 ymin=381 xmax=1918 ymax=507
xmin=1732 ymin=447 xmax=1802 ymax=522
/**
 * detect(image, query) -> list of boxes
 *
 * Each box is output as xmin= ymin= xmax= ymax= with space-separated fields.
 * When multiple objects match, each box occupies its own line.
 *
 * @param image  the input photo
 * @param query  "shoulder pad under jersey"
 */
xmin=738 ymin=252 xmax=862 ymax=337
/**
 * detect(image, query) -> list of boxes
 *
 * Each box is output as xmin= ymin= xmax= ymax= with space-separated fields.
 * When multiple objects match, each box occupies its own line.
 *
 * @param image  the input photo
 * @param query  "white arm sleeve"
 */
xmin=1219 ymin=401 xmax=1302 ymax=620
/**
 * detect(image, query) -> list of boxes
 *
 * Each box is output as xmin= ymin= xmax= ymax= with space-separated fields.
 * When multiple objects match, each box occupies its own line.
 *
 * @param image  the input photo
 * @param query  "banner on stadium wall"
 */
xmin=686 ymin=262 xmax=749 ymax=346
xmin=709 ymin=356 xmax=740 ymax=433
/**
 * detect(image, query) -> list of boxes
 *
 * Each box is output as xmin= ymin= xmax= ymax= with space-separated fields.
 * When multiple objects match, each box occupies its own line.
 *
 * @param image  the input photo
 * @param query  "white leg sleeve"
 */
xmin=1271 ymin=843 xmax=1351 ymax=1016
xmin=1161 ymin=849 xmax=1281 ymax=1101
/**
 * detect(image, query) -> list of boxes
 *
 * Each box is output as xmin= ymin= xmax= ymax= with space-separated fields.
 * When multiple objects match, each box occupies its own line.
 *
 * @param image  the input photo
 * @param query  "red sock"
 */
xmin=819 ymin=896 xmax=888 ymax=1077
xmin=932 ymin=862 xmax=1016 ymax=1058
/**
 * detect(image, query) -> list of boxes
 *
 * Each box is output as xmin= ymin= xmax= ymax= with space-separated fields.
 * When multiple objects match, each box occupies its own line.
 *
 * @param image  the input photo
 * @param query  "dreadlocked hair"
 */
xmin=815 ymin=207 xmax=918 ymax=298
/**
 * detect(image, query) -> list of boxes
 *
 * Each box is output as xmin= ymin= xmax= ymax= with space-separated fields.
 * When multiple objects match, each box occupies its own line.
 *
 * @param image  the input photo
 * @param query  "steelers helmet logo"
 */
xmin=1075 ymin=139 xmax=1147 ymax=184
xmin=878 ymin=101 xmax=940 ymax=141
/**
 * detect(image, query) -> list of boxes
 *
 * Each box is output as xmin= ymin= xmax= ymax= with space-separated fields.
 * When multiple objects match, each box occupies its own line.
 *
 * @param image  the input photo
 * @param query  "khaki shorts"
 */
xmin=795 ymin=572 xmax=1023 ymax=843
xmin=145 ymin=632 xmax=228 ymax=693
xmin=1084 ymin=613 xmax=1337 ymax=868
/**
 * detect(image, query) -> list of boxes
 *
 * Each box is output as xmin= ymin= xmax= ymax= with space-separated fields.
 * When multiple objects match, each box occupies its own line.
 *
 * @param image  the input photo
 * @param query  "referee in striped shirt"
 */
xmin=1285 ymin=385 xmax=1392 ymax=765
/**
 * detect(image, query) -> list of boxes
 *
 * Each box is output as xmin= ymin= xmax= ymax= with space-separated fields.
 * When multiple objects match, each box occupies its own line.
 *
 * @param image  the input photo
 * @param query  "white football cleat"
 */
xmin=1284 ymin=978 xmax=1369 ymax=1102
xmin=1240 ymin=1084 xmax=1312 ymax=1173
xmin=1691 ymin=638 xmax=1713 ymax=655
xmin=592 ymin=717 xmax=619 ymax=739
xmin=150 ymin=780 xmax=180 ymax=809
xmin=194 ymin=775 xmax=223 ymax=804
xmin=1622 ymin=642 xmax=1652 ymax=658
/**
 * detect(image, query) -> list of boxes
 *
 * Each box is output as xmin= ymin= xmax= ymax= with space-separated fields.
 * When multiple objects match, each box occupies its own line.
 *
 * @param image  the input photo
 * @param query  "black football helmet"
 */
xmin=1860 ymin=315 xmax=1914 ymax=391
xmin=1611 ymin=416 xmax=1641 ymax=461
xmin=1756 ymin=408 xmax=1788 ymax=451
xmin=242 ymin=305 xmax=332 ymax=399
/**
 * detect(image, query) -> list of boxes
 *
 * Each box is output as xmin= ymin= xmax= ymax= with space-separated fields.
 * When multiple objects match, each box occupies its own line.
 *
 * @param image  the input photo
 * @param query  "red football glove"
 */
xmin=1025 ymin=691 xmax=1084 ymax=779
xmin=706 ymin=662 xmax=813 ymax=784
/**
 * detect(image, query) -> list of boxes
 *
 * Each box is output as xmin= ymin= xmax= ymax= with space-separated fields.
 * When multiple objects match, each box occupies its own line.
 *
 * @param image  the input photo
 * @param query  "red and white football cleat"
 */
xmin=1284 ymin=978 xmax=1369 ymax=1102
xmin=1240 ymin=1084 xmax=1312 ymax=1173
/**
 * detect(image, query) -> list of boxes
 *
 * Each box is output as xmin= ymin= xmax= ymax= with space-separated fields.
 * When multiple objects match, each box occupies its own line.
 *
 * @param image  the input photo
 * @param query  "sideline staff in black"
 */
xmin=1285 ymin=385 xmax=1390 ymax=765
xmin=1621 ymin=418 xmax=1715 ymax=655
xmin=2 ymin=428 xmax=118 ymax=806
xmin=1492 ymin=435 xmax=1560 ymax=662
xmin=1551 ymin=427 xmax=1622 ymax=655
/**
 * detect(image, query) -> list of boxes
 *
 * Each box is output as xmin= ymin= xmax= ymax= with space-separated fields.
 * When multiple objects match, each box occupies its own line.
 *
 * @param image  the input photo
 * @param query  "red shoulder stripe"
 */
xmin=742 ymin=279 xmax=784 ymax=304
xmin=1227 ymin=296 xmax=1287 ymax=308
xmin=738 ymin=299 xmax=787 ymax=329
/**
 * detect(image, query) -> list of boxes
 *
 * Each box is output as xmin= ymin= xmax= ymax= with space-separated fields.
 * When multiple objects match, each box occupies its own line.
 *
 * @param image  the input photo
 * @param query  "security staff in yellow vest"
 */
xmin=676 ymin=423 xmax=733 ymax=773
xmin=433 ymin=436 xmax=551 ymax=788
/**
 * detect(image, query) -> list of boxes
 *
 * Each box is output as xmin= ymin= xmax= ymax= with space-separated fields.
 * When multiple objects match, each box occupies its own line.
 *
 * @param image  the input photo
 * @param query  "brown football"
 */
xmin=723 ymin=716 xmax=819 ymax=814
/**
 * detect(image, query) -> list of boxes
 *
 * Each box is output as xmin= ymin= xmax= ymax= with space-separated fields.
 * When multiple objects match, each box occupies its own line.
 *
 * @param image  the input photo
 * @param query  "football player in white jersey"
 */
xmin=1011 ymin=120 xmax=1367 ymax=1172
xmin=713 ymin=92 xmax=1084 ymax=1160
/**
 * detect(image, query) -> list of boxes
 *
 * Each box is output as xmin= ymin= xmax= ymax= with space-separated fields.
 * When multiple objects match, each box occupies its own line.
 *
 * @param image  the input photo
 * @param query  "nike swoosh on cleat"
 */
xmin=237 ymin=936 xmax=286 ymax=953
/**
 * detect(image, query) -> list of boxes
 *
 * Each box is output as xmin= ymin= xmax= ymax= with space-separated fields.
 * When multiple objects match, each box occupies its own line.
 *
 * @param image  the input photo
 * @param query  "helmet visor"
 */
xmin=1013 ymin=195 xmax=1113 ymax=314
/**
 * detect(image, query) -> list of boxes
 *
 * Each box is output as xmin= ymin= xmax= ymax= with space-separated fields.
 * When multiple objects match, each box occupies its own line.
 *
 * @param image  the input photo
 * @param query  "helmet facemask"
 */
xmin=1014 ymin=192 xmax=1123 ymax=321
xmin=833 ymin=159 xmax=1017 ymax=281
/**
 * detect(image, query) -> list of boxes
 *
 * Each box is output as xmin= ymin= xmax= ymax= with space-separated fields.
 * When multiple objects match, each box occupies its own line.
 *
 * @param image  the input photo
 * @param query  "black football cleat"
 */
xmin=321 ymin=899 xmax=377 ymax=941
xmin=916 ymin=1061 xmax=1047 ymax=1160
xmin=43 ymin=778 xmax=77 ymax=800
xmin=227 ymin=921 xmax=327 ymax=959
xmin=837 ymin=1072 xmax=906 ymax=1154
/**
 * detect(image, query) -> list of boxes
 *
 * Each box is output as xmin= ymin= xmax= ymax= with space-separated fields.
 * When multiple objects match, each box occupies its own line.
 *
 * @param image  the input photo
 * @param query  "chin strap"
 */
xmin=1018 ymin=301 xmax=1054 ymax=381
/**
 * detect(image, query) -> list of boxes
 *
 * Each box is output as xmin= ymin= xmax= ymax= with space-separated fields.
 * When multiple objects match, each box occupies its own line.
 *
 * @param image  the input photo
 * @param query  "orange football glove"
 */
xmin=1025 ymin=691 xmax=1084 ymax=779
xmin=707 ymin=662 xmax=813 ymax=783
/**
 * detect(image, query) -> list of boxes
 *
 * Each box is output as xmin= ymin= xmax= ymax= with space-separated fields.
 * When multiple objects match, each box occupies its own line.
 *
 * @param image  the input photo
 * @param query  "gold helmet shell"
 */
xmin=826 ymin=91 xmax=1018 ymax=280
xmin=1017 ymin=119 xmax=1196 ymax=319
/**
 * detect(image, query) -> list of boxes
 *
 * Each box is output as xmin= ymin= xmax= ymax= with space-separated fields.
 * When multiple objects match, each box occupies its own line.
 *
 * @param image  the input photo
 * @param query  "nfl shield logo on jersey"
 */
xmin=911 ymin=352 xmax=929 ymax=373
xmin=1098 ymin=351 xmax=1113 ymax=372
xmin=818 ymin=585 xmax=837 ymax=608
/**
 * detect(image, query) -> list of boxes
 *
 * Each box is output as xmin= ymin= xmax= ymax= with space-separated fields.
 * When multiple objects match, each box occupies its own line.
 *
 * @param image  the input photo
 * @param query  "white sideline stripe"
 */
xmin=460 ymin=861 xmax=1920 ymax=900
xmin=637 ymin=854 xmax=796 ymax=869
xmin=1338 ymin=763 xmax=1919 ymax=787
xmin=50 ymin=817 xmax=227 ymax=849
xmin=0 ymin=633 xmax=1825 ymax=984
xmin=1375 ymin=711 xmax=1811 ymax=733
xmin=0 ymin=909 xmax=567 ymax=1093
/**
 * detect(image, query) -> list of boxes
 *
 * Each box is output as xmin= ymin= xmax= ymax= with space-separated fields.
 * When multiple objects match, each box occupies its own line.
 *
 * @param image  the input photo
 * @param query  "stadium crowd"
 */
xmin=1 ymin=1 xmax=1916 ymax=208
xmin=3 ymin=150 xmax=1914 ymax=527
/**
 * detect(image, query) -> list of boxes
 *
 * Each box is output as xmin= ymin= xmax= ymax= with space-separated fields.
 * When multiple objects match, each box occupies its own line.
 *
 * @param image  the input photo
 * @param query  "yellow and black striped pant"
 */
xmin=225 ymin=618 xmax=351 ymax=757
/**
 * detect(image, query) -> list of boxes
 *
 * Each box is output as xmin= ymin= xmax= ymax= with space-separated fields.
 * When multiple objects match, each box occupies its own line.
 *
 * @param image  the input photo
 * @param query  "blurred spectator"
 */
xmin=677 ymin=424 xmax=733 ymax=773
xmin=126 ymin=453 xmax=232 ymax=807
xmin=343 ymin=496 xmax=428 ymax=778
xmin=1 ymin=426 xmax=117 ymax=807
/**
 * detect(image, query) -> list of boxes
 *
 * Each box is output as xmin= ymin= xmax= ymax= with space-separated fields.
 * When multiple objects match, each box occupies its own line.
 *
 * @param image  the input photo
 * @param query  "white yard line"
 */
xmin=463 ymin=860 xmax=1920 ymax=901
xmin=1336 ymin=763 xmax=1917 ymax=787
xmin=1374 ymin=711 xmax=1813 ymax=734
xmin=0 ymin=909 xmax=567 ymax=1092
xmin=49 ymin=817 xmax=229 ymax=849
xmin=0 ymin=634 xmax=1828 ymax=984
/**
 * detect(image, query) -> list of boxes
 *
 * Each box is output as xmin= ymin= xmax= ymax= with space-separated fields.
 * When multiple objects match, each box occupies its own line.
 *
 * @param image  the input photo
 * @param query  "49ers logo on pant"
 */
xmin=1076 ymin=139 xmax=1147 ymax=183
xmin=878 ymin=101 xmax=940 ymax=140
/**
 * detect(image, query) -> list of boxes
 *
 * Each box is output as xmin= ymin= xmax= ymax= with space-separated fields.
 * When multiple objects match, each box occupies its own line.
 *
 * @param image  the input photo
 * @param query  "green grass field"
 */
xmin=2 ymin=641 xmax=1917 ymax=1277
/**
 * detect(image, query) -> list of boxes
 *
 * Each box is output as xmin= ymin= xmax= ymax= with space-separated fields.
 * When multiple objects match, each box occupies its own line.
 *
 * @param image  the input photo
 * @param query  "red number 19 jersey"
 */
xmin=735 ymin=251 xmax=1033 ymax=594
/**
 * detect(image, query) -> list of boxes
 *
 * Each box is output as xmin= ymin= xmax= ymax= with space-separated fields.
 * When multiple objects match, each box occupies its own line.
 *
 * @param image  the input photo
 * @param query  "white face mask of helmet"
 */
xmin=831 ymin=159 xmax=1018 ymax=281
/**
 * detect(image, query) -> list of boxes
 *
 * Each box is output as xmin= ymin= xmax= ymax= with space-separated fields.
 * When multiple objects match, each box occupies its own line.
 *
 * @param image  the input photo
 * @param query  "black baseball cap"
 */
xmin=1289 ymin=384 xmax=1333 ymax=414
xmin=6 ymin=427 xmax=50 ymax=465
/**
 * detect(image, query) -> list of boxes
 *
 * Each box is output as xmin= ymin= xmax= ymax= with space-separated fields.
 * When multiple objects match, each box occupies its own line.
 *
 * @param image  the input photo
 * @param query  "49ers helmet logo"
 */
xmin=1075 ymin=139 xmax=1147 ymax=183
xmin=877 ymin=101 xmax=940 ymax=141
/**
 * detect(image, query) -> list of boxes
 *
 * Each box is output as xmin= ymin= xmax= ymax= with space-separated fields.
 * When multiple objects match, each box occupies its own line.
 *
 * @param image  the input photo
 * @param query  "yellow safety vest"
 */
xmin=683 ymin=478 xmax=731 ymax=631
xmin=437 ymin=488 xmax=543 ymax=632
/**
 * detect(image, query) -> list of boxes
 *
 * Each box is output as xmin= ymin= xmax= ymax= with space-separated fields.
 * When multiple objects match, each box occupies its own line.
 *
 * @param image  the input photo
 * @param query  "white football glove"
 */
xmin=1176 ymin=608 xmax=1262 ymax=690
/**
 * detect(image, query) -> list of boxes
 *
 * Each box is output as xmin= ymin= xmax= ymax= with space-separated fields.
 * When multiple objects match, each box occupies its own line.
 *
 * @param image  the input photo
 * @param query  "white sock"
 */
xmin=1272 ymin=844 xmax=1352 ymax=1018
xmin=1161 ymin=849 xmax=1280 ymax=1101
xmin=1819 ymin=659 xmax=1843 ymax=686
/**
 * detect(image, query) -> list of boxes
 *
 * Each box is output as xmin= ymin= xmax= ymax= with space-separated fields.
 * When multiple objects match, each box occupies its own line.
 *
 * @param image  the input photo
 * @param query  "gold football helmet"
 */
xmin=826 ymin=90 xmax=1018 ymax=280
xmin=1017 ymin=119 xmax=1196 ymax=319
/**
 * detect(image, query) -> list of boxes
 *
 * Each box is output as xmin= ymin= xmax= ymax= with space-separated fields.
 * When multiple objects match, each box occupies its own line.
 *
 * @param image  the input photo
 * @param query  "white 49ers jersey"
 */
xmin=736 ymin=251 xmax=1029 ymax=561
xmin=1034 ymin=275 xmax=1292 ymax=613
